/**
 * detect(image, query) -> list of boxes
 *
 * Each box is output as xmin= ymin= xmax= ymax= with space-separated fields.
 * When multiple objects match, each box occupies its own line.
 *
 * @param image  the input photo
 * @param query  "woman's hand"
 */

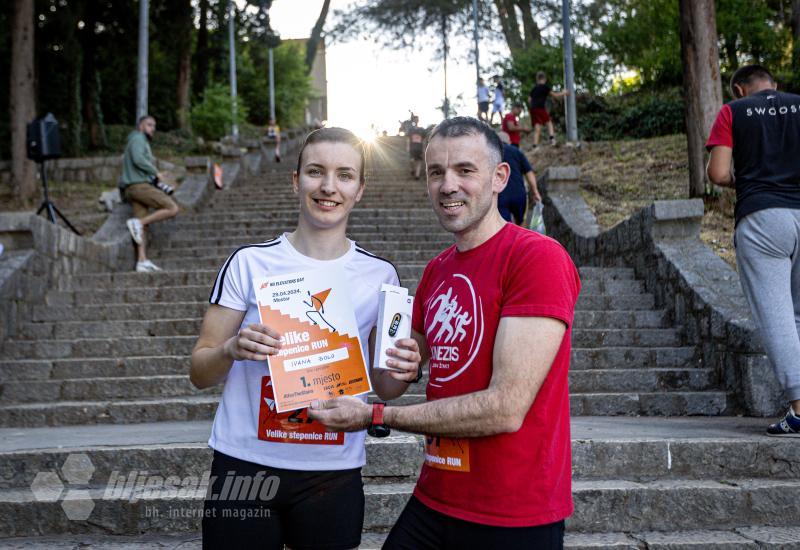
xmin=223 ymin=323 xmax=282 ymax=362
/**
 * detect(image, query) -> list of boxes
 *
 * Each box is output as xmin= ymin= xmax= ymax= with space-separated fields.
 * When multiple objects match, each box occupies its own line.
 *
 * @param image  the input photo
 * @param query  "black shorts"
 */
xmin=202 ymin=450 xmax=364 ymax=550
xmin=384 ymin=496 xmax=565 ymax=550
xmin=478 ymin=101 xmax=489 ymax=113
xmin=409 ymin=143 xmax=424 ymax=161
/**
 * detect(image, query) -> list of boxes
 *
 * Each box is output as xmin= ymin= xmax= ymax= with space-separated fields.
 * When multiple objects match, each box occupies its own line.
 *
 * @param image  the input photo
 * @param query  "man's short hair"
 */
xmin=730 ymin=65 xmax=775 ymax=98
xmin=428 ymin=117 xmax=503 ymax=167
xmin=137 ymin=115 xmax=155 ymax=126
xmin=536 ymin=71 xmax=547 ymax=82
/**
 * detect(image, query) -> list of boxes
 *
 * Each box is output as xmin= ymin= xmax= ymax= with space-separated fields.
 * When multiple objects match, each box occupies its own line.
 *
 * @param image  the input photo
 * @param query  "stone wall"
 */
xmin=0 ymin=154 xmax=229 ymax=346
xmin=0 ymin=128 xmax=312 ymax=346
xmin=0 ymin=157 xmax=177 ymax=185
xmin=541 ymin=167 xmax=781 ymax=416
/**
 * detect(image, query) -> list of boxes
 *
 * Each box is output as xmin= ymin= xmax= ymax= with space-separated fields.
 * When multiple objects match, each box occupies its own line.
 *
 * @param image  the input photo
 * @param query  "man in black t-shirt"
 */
xmin=706 ymin=65 xmax=800 ymax=436
xmin=528 ymin=72 xmax=568 ymax=148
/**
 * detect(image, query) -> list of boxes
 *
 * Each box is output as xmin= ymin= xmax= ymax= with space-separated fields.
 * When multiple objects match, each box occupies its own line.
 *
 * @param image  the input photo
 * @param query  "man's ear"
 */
xmin=733 ymin=84 xmax=744 ymax=99
xmin=493 ymin=162 xmax=511 ymax=194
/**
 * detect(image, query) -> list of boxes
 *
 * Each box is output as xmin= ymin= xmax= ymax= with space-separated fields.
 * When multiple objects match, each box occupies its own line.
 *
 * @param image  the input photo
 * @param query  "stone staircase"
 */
xmin=0 ymin=137 xmax=798 ymax=547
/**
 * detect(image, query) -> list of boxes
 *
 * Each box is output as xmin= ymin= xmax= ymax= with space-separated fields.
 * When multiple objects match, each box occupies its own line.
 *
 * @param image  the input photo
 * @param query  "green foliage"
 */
xmin=550 ymin=88 xmax=685 ymax=141
xmin=591 ymin=0 xmax=796 ymax=90
xmin=191 ymin=84 xmax=250 ymax=141
xmin=499 ymin=43 xmax=609 ymax=105
xmin=593 ymin=0 xmax=682 ymax=87
xmin=238 ymin=41 xmax=312 ymax=128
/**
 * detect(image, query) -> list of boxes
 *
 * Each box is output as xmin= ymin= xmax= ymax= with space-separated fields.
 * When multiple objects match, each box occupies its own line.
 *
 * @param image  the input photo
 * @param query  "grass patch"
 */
xmin=525 ymin=134 xmax=737 ymax=268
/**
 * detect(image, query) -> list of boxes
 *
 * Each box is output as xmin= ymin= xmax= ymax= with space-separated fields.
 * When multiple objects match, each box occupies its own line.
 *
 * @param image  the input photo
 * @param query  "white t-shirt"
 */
xmin=478 ymin=85 xmax=490 ymax=103
xmin=207 ymin=233 xmax=399 ymax=470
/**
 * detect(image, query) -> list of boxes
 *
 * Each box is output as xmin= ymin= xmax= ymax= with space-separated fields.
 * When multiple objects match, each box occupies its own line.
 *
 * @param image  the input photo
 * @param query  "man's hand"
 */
xmin=308 ymin=396 xmax=372 ymax=432
xmin=384 ymin=338 xmax=422 ymax=382
xmin=530 ymin=188 xmax=542 ymax=203
xmin=223 ymin=323 xmax=282 ymax=362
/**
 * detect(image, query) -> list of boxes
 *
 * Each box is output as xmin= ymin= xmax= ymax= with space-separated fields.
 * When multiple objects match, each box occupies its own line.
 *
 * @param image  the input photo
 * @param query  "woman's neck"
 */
xmin=286 ymin=220 xmax=350 ymax=261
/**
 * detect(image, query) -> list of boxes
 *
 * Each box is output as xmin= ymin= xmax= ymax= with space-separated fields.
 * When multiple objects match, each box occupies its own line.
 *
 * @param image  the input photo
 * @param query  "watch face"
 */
xmin=368 ymin=424 xmax=391 ymax=438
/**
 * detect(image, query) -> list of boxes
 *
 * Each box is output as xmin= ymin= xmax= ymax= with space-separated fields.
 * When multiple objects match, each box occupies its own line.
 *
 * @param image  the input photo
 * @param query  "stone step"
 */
xmin=1 ymin=417 xmax=794 ymax=488
xmin=359 ymin=528 xmax=800 ymax=550
xmin=16 ymin=309 xmax=672 ymax=340
xmin=1 ymin=328 xmax=682 ymax=361
xmin=0 ymin=390 xmax=728 ymax=427
xmin=164 ymin=237 xmax=455 ymax=251
xmin=0 ymin=477 xmax=796 ymax=537
xmin=0 ymin=346 xmax=700 ymax=384
xmin=31 ymin=292 xmax=658 ymax=320
xmin=45 ymin=279 xmax=644 ymax=306
xmin=3 ymin=526 xmax=800 ymax=550
xmin=1 ymin=367 xmax=716 ymax=405
xmin=61 ymin=268 xmax=635 ymax=292
xmin=145 ymin=256 xmax=430 ymax=274
xmin=157 ymin=246 xmax=449 ymax=262
xmin=570 ymin=391 xmax=727 ymax=416
xmin=162 ymin=226 xmax=451 ymax=241
xmin=571 ymin=346 xmax=699 ymax=369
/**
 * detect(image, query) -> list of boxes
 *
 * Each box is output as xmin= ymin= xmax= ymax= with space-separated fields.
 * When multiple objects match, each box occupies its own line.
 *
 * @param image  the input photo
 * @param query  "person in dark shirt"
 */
xmin=706 ymin=64 xmax=800 ymax=436
xmin=407 ymin=115 xmax=427 ymax=180
xmin=528 ymin=72 xmax=569 ymax=148
xmin=497 ymin=131 xmax=540 ymax=225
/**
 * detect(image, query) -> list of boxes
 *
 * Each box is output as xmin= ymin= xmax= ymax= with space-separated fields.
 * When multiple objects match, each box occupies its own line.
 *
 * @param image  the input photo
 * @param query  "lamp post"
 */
xmin=228 ymin=0 xmax=239 ymax=141
xmin=135 ymin=0 xmax=149 ymax=121
xmin=561 ymin=0 xmax=578 ymax=142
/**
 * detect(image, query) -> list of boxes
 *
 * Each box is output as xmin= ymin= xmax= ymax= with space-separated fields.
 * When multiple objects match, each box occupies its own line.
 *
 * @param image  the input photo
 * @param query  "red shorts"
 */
xmin=532 ymin=108 xmax=551 ymax=125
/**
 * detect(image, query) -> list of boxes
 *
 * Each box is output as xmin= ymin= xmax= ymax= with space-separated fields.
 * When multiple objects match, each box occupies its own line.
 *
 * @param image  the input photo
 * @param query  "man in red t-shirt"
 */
xmin=310 ymin=117 xmax=580 ymax=548
xmin=501 ymin=103 xmax=531 ymax=148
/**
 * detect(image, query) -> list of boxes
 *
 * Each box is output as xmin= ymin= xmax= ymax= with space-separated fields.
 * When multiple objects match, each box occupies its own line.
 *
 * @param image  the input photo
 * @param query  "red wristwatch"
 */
xmin=368 ymin=403 xmax=390 ymax=438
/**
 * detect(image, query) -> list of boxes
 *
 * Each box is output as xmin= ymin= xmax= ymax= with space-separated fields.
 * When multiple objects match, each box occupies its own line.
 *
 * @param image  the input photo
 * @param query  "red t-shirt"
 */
xmin=411 ymin=223 xmax=580 ymax=527
xmin=502 ymin=113 xmax=521 ymax=145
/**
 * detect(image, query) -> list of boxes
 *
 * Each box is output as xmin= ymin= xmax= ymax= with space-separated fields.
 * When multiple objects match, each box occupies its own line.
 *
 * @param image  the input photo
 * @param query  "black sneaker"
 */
xmin=766 ymin=408 xmax=800 ymax=437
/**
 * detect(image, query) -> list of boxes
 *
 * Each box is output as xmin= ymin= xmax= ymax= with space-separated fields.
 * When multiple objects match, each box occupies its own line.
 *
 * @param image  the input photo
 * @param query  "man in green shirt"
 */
xmin=120 ymin=115 xmax=179 ymax=272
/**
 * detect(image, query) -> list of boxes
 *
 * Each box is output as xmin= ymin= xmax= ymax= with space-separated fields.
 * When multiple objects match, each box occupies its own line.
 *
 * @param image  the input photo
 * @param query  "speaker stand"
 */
xmin=35 ymin=161 xmax=81 ymax=236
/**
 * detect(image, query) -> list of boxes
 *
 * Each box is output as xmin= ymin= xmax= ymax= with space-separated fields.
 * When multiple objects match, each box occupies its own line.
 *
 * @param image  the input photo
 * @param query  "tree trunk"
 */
xmin=176 ymin=0 xmax=193 ymax=129
xmin=493 ymin=0 xmax=524 ymax=52
xmin=515 ymin=0 xmax=542 ymax=48
xmin=9 ymin=0 xmax=37 ymax=204
xmin=80 ymin=1 xmax=107 ymax=150
xmin=679 ymin=0 xmax=723 ymax=198
xmin=792 ymin=1 xmax=800 ymax=73
xmin=193 ymin=0 xmax=209 ymax=100
xmin=305 ymin=0 xmax=330 ymax=73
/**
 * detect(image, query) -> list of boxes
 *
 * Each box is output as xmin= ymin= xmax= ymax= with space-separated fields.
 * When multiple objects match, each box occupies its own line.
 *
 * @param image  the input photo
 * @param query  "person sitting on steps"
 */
xmin=120 ymin=115 xmax=179 ymax=273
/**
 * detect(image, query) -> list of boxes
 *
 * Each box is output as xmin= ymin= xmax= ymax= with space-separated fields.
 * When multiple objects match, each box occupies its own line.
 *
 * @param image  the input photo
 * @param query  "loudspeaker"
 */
xmin=27 ymin=113 xmax=62 ymax=162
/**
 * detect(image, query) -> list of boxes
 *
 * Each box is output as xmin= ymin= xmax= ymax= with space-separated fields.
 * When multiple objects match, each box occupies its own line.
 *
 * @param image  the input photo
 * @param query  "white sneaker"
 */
xmin=136 ymin=260 xmax=162 ymax=272
xmin=126 ymin=218 xmax=144 ymax=245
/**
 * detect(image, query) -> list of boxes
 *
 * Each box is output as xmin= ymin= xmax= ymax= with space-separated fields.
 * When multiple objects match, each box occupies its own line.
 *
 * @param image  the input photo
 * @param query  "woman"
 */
xmin=190 ymin=127 xmax=422 ymax=549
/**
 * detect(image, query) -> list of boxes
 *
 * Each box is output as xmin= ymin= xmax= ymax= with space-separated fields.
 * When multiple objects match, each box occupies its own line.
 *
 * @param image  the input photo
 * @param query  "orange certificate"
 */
xmin=254 ymin=269 xmax=371 ymax=413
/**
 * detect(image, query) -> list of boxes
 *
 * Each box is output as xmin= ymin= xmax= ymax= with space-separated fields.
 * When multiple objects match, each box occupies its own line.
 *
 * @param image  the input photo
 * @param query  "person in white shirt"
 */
xmin=477 ymin=78 xmax=490 ymax=122
xmin=190 ymin=127 xmax=422 ymax=550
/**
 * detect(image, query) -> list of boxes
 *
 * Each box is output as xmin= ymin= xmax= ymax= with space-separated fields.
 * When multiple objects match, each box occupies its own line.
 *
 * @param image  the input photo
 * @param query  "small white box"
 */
xmin=373 ymin=284 xmax=414 ymax=371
